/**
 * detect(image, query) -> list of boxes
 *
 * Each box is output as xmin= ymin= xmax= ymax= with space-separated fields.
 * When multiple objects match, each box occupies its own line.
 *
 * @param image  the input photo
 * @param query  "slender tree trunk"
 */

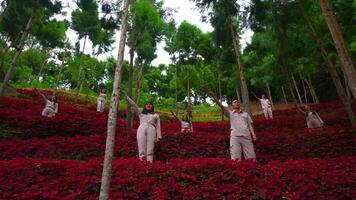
xmin=55 ymin=58 xmax=65 ymax=89
xmin=228 ymin=16 xmax=251 ymax=115
xmin=287 ymin=73 xmax=298 ymax=104
xmin=236 ymin=87 xmax=242 ymax=103
xmin=299 ymin=73 xmax=308 ymax=104
xmin=0 ymin=6 xmax=36 ymax=97
xmin=99 ymin=0 xmax=129 ymax=199
xmin=127 ymin=0 xmax=136 ymax=129
xmin=318 ymin=0 xmax=356 ymax=100
xmin=300 ymin=2 xmax=356 ymax=124
xmin=218 ymin=74 xmax=224 ymax=121
xmin=343 ymin=71 xmax=351 ymax=98
xmin=266 ymin=82 xmax=274 ymax=108
xmin=134 ymin=63 xmax=142 ymax=103
xmin=292 ymin=74 xmax=303 ymax=104
xmin=281 ymin=86 xmax=288 ymax=104
xmin=187 ymin=66 xmax=191 ymax=107
xmin=175 ymin=63 xmax=179 ymax=116
xmin=0 ymin=33 xmax=21 ymax=76
xmin=75 ymin=35 xmax=87 ymax=101
xmin=36 ymin=52 xmax=48 ymax=85
xmin=304 ymin=74 xmax=319 ymax=104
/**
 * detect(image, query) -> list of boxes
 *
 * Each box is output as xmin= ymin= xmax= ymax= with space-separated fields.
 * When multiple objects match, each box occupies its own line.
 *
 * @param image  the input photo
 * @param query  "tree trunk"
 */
xmin=218 ymin=74 xmax=224 ymax=121
xmin=75 ymin=35 xmax=87 ymax=101
xmin=175 ymin=63 xmax=179 ymax=116
xmin=55 ymin=58 xmax=65 ymax=89
xmin=281 ymin=86 xmax=288 ymax=104
xmin=266 ymin=82 xmax=274 ymax=108
xmin=318 ymin=0 xmax=356 ymax=100
xmin=287 ymin=73 xmax=298 ymax=104
xmin=187 ymin=66 xmax=191 ymax=108
xmin=304 ymin=74 xmax=319 ymax=104
xmin=343 ymin=70 xmax=351 ymax=98
xmin=126 ymin=0 xmax=136 ymax=129
xmin=228 ymin=16 xmax=251 ymax=115
xmin=0 ymin=33 xmax=21 ymax=77
xmin=299 ymin=73 xmax=308 ymax=104
xmin=0 ymin=5 xmax=36 ymax=97
xmin=134 ymin=63 xmax=142 ymax=103
xmin=235 ymin=87 xmax=242 ymax=103
xmin=300 ymin=2 xmax=356 ymax=124
xmin=99 ymin=0 xmax=129 ymax=199
xmin=292 ymin=74 xmax=303 ymax=104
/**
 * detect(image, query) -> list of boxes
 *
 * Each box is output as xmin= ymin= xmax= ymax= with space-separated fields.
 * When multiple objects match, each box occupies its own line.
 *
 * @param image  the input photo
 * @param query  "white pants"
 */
xmin=263 ymin=107 xmax=273 ymax=119
xmin=230 ymin=134 xmax=256 ymax=161
xmin=97 ymin=100 xmax=105 ymax=112
xmin=42 ymin=108 xmax=56 ymax=117
xmin=137 ymin=124 xmax=156 ymax=162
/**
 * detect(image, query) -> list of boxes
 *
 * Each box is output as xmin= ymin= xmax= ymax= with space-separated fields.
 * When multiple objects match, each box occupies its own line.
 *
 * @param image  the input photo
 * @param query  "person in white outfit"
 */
xmin=97 ymin=89 xmax=106 ymax=112
xmin=171 ymin=111 xmax=193 ymax=133
xmin=255 ymin=94 xmax=273 ymax=119
xmin=208 ymin=91 xmax=257 ymax=161
xmin=34 ymin=88 xmax=58 ymax=117
xmin=126 ymin=96 xmax=162 ymax=162
xmin=295 ymin=104 xmax=324 ymax=130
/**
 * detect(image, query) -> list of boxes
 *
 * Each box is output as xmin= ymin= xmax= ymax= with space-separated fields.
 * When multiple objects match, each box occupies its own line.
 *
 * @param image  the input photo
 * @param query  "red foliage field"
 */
xmin=0 ymin=89 xmax=355 ymax=199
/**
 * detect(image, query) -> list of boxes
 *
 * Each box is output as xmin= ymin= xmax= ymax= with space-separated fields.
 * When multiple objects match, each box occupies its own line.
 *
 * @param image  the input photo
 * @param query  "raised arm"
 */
xmin=208 ymin=91 xmax=230 ymax=118
xmin=294 ymin=103 xmax=306 ymax=115
xmin=170 ymin=110 xmax=181 ymax=122
xmin=252 ymin=92 xmax=260 ymax=100
xmin=34 ymin=88 xmax=47 ymax=102
xmin=126 ymin=95 xmax=140 ymax=116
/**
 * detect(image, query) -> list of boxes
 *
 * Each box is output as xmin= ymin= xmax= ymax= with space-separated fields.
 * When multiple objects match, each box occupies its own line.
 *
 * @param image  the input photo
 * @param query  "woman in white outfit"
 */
xmin=171 ymin=111 xmax=193 ymax=133
xmin=208 ymin=91 xmax=257 ymax=161
xmin=255 ymin=94 xmax=273 ymax=119
xmin=97 ymin=89 xmax=106 ymax=112
xmin=34 ymin=88 xmax=58 ymax=117
xmin=296 ymin=104 xmax=324 ymax=130
xmin=126 ymin=96 xmax=162 ymax=162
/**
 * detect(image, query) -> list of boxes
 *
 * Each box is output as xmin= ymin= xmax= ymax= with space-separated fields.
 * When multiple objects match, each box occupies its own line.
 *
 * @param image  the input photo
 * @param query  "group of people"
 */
xmin=34 ymin=88 xmax=324 ymax=162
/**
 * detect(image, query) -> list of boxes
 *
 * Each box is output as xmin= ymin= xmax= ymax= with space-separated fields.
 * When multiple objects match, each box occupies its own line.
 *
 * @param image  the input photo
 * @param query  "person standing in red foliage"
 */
xmin=97 ymin=89 xmax=106 ymax=112
xmin=295 ymin=104 xmax=324 ymax=130
xmin=170 ymin=111 xmax=193 ymax=133
xmin=254 ymin=94 xmax=273 ymax=119
xmin=209 ymin=91 xmax=257 ymax=161
xmin=126 ymin=95 xmax=162 ymax=162
xmin=34 ymin=88 xmax=58 ymax=117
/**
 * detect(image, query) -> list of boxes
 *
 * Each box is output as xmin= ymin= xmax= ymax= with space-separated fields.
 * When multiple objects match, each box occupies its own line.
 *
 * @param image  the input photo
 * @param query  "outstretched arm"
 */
xmin=34 ymin=88 xmax=47 ymax=102
xmin=252 ymin=92 xmax=260 ymax=100
xmin=126 ymin=95 xmax=140 ymax=116
xmin=208 ymin=91 xmax=230 ymax=118
xmin=170 ymin=110 xmax=180 ymax=122
xmin=294 ymin=103 xmax=305 ymax=115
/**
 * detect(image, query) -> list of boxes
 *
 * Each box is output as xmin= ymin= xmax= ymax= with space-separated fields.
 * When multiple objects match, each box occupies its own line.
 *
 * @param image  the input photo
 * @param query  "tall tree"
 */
xmin=99 ymin=0 xmax=130 ymax=199
xmin=318 ymin=0 xmax=356 ymax=100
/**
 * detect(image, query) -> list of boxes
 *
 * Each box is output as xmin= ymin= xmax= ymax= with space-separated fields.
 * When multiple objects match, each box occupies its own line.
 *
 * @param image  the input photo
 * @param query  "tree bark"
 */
xmin=99 ymin=0 xmax=130 ymax=199
xmin=300 ymin=2 xmax=356 ymax=124
xmin=127 ymin=0 xmax=136 ymax=129
xmin=218 ymin=74 xmax=224 ymax=121
xmin=134 ymin=63 xmax=142 ymax=103
xmin=299 ymin=73 xmax=308 ymax=104
xmin=304 ymin=74 xmax=319 ymax=104
xmin=228 ymin=16 xmax=251 ymax=115
xmin=292 ymin=74 xmax=303 ymax=104
xmin=187 ymin=66 xmax=191 ymax=108
xmin=318 ymin=0 xmax=356 ymax=100
xmin=175 ymin=63 xmax=179 ymax=116
xmin=0 ymin=5 xmax=36 ymax=97
xmin=235 ymin=87 xmax=242 ymax=103
xmin=281 ymin=86 xmax=288 ymax=104
xmin=266 ymin=82 xmax=274 ymax=108
xmin=75 ymin=35 xmax=87 ymax=101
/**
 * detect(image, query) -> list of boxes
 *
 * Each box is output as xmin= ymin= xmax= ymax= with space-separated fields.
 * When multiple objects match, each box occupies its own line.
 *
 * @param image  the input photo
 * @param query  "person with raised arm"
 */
xmin=126 ymin=95 xmax=162 ymax=162
xmin=295 ymin=104 xmax=324 ymax=130
xmin=97 ymin=88 xmax=106 ymax=112
xmin=253 ymin=93 xmax=273 ymax=119
xmin=208 ymin=91 xmax=257 ymax=161
xmin=34 ymin=88 xmax=58 ymax=117
xmin=170 ymin=111 xmax=193 ymax=133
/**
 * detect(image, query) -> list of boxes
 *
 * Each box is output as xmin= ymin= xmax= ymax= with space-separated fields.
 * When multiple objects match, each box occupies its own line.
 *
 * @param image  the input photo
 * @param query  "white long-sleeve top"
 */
xmin=45 ymin=100 xmax=58 ymax=113
xmin=126 ymin=96 xmax=161 ymax=139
